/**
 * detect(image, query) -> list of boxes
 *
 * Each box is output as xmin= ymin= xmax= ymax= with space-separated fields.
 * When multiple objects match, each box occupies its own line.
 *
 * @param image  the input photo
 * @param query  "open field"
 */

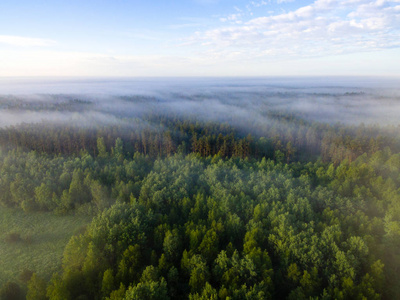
xmin=0 ymin=207 xmax=91 ymax=286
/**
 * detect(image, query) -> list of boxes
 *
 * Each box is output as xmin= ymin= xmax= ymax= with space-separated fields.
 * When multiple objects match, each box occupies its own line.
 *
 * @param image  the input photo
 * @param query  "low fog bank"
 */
xmin=0 ymin=77 xmax=399 ymax=128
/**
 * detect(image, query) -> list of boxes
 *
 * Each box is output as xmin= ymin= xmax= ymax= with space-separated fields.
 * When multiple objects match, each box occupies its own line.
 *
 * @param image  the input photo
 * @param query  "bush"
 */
xmin=4 ymin=233 xmax=21 ymax=244
xmin=19 ymin=269 xmax=34 ymax=282
xmin=0 ymin=281 xmax=24 ymax=300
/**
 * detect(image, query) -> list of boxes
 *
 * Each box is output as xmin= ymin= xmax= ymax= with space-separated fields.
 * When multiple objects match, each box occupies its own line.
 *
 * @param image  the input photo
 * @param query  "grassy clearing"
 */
xmin=0 ymin=207 xmax=91 ymax=287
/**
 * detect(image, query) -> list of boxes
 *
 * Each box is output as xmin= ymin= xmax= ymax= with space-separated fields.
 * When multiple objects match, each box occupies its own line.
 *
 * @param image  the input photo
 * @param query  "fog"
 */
xmin=0 ymin=77 xmax=399 ymax=129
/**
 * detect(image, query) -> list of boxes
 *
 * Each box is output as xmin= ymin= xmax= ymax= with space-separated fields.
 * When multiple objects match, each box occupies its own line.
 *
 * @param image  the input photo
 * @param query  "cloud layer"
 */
xmin=1 ymin=77 xmax=400 ymax=128
xmin=0 ymin=35 xmax=56 ymax=47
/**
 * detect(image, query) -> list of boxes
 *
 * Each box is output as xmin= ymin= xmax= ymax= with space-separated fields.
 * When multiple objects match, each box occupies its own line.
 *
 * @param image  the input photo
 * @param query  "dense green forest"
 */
xmin=0 ymin=91 xmax=399 ymax=300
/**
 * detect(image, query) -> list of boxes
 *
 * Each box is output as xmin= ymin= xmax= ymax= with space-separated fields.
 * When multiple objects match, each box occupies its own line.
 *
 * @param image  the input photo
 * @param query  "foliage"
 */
xmin=0 ymin=112 xmax=399 ymax=299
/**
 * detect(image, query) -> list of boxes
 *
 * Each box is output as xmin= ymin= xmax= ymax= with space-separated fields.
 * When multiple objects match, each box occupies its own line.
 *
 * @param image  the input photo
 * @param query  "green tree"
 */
xmin=97 ymin=137 xmax=108 ymax=158
xmin=102 ymin=269 xmax=115 ymax=298
xmin=113 ymin=137 xmax=124 ymax=161
xmin=124 ymin=278 xmax=169 ymax=300
xmin=27 ymin=273 xmax=48 ymax=300
xmin=189 ymin=282 xmax=218 ymax=300
xmin=163 ymin=229 xmax=181 ymax=262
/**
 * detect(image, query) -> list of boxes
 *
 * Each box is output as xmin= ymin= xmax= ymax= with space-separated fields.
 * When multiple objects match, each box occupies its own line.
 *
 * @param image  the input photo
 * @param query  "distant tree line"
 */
xmin=0 ymin=114 xmax=398 ymax=164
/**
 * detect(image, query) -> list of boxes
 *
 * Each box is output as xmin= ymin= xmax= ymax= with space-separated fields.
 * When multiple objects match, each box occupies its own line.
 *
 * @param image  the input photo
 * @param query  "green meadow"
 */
xmin=0 ymin=207 xmax=90 ymax=287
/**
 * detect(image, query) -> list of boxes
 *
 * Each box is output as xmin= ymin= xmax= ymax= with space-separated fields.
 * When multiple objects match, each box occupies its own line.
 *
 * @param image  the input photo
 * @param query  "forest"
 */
xmin=0 ymin=79 xmax=399 ymax=300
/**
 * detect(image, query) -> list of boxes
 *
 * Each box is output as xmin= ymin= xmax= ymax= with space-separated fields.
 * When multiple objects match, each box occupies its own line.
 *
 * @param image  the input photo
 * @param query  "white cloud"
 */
xmin=220 ymin=13 xmax=243 ymax=23
xmin=1 ymin=46 xmax=399 ymax=77
xmin=189 ymin=0 xmax=400 ymax=62
xmin=0 ymin=49 xmax=208 ymax=77
xmin=251 ymin=1 xmax=269 ymax=7
xmin=0 ymin=35 xmax=56 ymax=47
xmin=277 ymin=0 xmax=296 ymax=3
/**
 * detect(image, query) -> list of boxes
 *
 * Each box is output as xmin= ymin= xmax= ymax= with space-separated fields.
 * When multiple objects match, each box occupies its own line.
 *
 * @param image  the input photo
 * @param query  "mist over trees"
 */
xmin=0 ymin=78 xmax=399 ymax=299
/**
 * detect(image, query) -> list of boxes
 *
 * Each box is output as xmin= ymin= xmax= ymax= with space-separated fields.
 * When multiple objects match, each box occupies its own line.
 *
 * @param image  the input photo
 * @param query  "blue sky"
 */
xmin=0 ymin=0 xmax=399 ymax=76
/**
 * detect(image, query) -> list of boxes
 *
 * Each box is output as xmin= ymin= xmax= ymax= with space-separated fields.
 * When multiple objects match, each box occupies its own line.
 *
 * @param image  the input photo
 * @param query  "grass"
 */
xmin=0 ymin=207 xmax=91 ymax=287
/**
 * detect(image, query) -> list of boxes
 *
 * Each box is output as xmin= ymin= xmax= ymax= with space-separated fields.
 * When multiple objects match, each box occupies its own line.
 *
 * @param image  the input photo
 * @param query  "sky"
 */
xmin=0 ymin=0 xmax=399 ymax=77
